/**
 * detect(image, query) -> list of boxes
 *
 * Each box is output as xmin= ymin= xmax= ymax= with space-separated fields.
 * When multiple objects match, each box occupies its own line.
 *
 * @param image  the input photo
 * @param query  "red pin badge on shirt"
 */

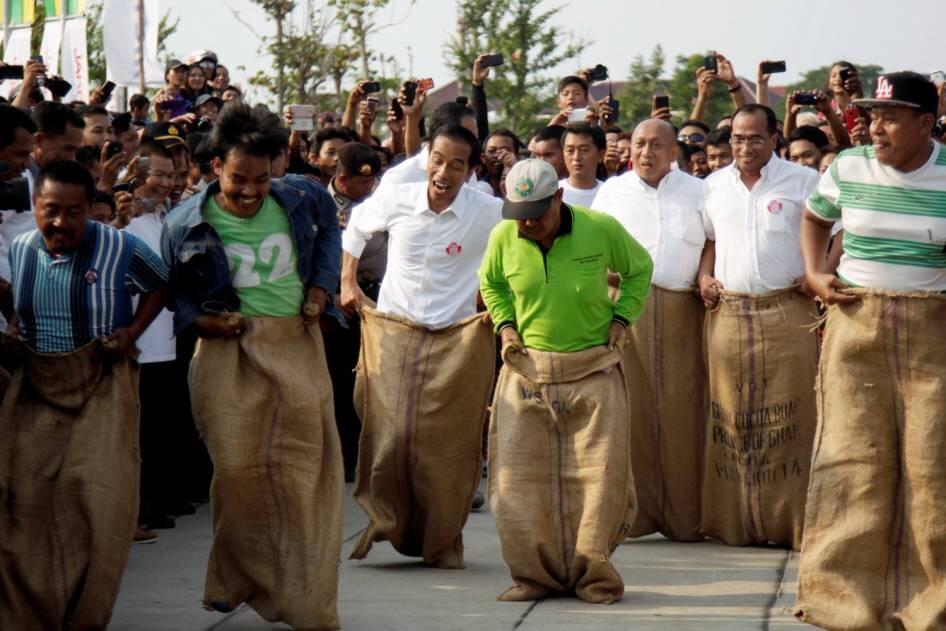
xmin=767 ymin=199 xmax=784 ymax=214
xmin=445 ymin=242 xmax=462 ymax=256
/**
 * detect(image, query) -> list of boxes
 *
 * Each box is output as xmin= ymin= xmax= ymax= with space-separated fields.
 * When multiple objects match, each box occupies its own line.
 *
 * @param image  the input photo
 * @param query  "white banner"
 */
xmin=40 ymin=20 xmax=64 ymax=76
xmin=0 ymin=27 xmax=33 ymax=99
xmin=103 ymin=0 xmax=164 ymax=88
xmin=60 ymin=16 xmax=89 ymax=102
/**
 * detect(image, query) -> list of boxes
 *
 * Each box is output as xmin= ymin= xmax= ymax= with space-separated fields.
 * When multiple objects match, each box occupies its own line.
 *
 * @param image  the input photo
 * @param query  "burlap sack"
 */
xmin=624 ymin=286 xmax=705 ymax=542
xmin=795 ymin=291 xmax=946 ymax=631
xmin=189 ymin=316 xmax=343 ymax=631
xmin=0 ymin=339 xmax=140 ymax=630
xmin=489 ymin=344 xmax=633 ymax=604
xmin=700 ymin=288 xmax=817 ymax=550
xmin=350 ymin=308 xmax=496 ymax=569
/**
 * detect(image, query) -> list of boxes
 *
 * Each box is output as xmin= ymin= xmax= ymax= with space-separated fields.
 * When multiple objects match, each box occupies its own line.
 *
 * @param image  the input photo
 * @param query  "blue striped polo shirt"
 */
xmin=9 ymin=221 xmax=169 ymax=353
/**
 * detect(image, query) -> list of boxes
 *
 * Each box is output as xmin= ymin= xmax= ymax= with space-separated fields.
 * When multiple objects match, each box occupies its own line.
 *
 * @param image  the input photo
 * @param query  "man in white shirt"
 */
xmin=560 ymin=123 xmax=605 ymax=207
xmin=697 ymin=104 xmax=820 ymax=550
xmin=593 ymin=118 xmax=707 ymax=543
xmin=341 ymin=125 xmax=502 ymax=569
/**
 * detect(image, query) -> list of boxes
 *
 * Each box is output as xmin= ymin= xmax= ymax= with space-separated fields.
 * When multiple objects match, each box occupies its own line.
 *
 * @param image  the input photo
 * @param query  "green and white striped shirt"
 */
xmin=808 ymin=143 xmax=946 ymax=291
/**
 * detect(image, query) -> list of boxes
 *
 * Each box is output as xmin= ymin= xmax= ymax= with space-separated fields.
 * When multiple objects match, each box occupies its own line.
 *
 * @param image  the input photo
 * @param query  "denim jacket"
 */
xmin=160 ymin=174 xmax=342 ymax=333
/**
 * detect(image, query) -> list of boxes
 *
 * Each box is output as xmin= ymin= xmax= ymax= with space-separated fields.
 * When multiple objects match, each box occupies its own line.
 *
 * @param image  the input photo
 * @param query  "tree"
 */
xmin=444 ymin=0 xmax=586 ymax=133
xmin=616 ymin=45 xmax=668 ymax=127
xmin=329 ymin=0 xmax=415 ymax=80
xmin=785 ymin=63 xmax=884 ymax=98
xmin=666 ymin=52 xmax=736 ymax=126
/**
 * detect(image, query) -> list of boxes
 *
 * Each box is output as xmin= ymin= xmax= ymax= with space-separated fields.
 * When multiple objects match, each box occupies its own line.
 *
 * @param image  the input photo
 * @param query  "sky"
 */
xmin=163 ymin=0 xmax=944 ymax=105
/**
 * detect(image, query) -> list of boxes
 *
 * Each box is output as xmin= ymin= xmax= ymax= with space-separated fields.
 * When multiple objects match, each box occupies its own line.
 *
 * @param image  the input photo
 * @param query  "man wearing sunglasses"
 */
xmin=697 ymin=104 xmax=820 ymax=551
xmin=677 ymin=119 xmax=711 ymax=148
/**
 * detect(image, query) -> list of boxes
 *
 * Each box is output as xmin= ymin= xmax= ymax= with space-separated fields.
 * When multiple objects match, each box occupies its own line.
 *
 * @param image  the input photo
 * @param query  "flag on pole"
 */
xmin=60 ymin=14 xmax=88 ymax=101
xmin=4 ymin=0 xmax=37 ymax=24
xmin=103 ymin=0 xmax=164 ymax=88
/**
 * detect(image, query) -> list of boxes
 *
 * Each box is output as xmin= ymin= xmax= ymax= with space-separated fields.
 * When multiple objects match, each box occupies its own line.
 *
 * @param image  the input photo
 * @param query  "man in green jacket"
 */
xmin=478 ymin=159 xmax=652 ymax=604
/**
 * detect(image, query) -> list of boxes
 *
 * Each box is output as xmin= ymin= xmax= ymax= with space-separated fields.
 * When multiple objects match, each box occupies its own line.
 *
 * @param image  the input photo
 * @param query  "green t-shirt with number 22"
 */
xmin=205 ymin=194 xmax=304 ymax=317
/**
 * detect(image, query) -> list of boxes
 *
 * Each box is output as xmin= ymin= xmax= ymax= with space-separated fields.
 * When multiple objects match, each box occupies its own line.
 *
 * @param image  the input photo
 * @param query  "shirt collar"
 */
xmin=328 ymin=177 xmax=352 ymax=208
xmin=628 ymin=168 xmax=676 ymax=192
xmin=412 ymin=183 xmax=468 ymax=219
xmin=730 ymin=153 xmax=780 ymax=183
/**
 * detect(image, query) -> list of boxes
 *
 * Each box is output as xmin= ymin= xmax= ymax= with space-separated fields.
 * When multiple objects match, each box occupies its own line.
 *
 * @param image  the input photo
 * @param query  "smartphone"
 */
xmin=760 ymin=61 xmax=786 ymax=74
xmin=843 ymin=106 xmax=860 ymax=133
xmin=287 ymin=104 xmax=315 ymax=131
xmin=795 ymin=92 xmax=819 ymax=106
xmin=365 ymin=97 xmax=379 ymax=116
xmin=704 ymin=55 xmax=718 ymax=73
xmin=105 ymin=141 xmax=124 ymax=159
xmin=839 ymin=66 xmax=855 ymax=83
xmin=0 ymin=65 xmax=24 ymax=81
xmin=361 ymin=80 xmax=381 ymax=94
xmin=654 ymin=94 xmax=670 ymax=110
xmin=47 ymin=77 xmax=72 ymax=98
xmin=455 ymin=95 xmax=469 ymax=106
xmin=605 ymin=97 xmax=620 ymax=124
xmin=416 ymin=78 xmax=434 ymax=92
xmin=30 ymin=55 xmax=46 ymax=87
xmin=402 ymin=81 xmax=418 ymax=106
xmin=587 ymin=64 xmax=608 ymax=83
xmin=568 ymin=107 xmax=588 ymax=123
xmin=101 ymin=80 xmax=116 ymax=100
xmin=391 ymin=98 xmax=404 ymax=120
xmin=931 ymin=71 xmax=945 ymax=88
xmin=159 ymin=100 xmax=177 ymax=111
xmin=480 ymin=53 xmax=504 ymax=68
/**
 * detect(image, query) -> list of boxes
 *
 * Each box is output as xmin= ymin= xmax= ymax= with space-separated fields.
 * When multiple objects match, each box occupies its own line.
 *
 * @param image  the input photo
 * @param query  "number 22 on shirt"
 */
xmin=225 ymin=233 xmax=295 ymax=288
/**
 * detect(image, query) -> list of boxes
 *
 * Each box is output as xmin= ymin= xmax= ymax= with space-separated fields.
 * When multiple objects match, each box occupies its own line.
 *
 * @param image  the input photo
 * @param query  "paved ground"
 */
xmin=111 ymin=482 xmax=809 ymax=630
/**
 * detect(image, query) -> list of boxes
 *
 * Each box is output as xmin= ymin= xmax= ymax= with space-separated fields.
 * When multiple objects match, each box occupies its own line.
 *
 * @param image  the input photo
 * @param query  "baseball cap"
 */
xmin=853 ymin=71 xmax=938 ymax=114
xmin=338 ymin=142 xmax=381 ymax=178
xmin=187 ymin=50 xmax=218 ymax=66
xmin=502 ymin=159 xmax=560 ymax=220
xmin=142 ymin=121 xmax=187 ymax=150
xmin=165 ymin=59 xmax=188 ymax=73
xmin=194 ymin=94 xmax=222 ymax=109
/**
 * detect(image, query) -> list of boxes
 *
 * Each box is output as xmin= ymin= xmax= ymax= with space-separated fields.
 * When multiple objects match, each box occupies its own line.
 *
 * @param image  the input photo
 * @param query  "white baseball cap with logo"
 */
xmin=502 ymin=159 xmax=561 ymax=220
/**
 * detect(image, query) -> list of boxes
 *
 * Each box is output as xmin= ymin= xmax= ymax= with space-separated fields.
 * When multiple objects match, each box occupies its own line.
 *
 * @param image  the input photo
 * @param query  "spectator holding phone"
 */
xmin=11 ymin=58 xmax=46 ymax=110
xmin=482 ymin=129 xmax=522 ymax=197
xmin=784 ymin=90 xmax=851 ymax=148
xmin=827 ymin=61 xmax=864 ymax=113
xmin=690 ymin=52 xmax=746 ymax=123
xmin=153 ymin=60 xmax=193 ymax=121
xmin=471 ymin=53 xmax=500 ymax=141
xmin=549 ymin=75 xmax=596 ymax=127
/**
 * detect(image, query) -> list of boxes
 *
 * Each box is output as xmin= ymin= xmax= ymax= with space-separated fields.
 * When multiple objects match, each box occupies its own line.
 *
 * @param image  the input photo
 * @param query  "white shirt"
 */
xmin=343 ymin=181 xmax=502 ymax=329
xmin=560 ymin=178 xmax=603 ymax=208
xmin=380 ymin=145 xmax=494 ymax=195
xmin=593 ymin=169 xmax=706 ymax=290
xmin=125 ymin=210 xmax=176 ymax=364
xmin=702 ymin=157 xmax=819 ymax=293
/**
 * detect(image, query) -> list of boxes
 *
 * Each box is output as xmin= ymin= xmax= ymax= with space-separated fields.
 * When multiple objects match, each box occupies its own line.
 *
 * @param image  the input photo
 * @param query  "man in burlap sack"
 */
xmin=794 ymin=72 xmax=946 ymax=631
xmin=479 ymin=159 xmax=653 ymax=604
xmin=162 ymin=102 xmax=344 ymax=630
xmin=697 ymin=104 xmax=820 ymax=550
xmin=594 ymin=118 xmax=708 ymax=543
xmin=340 ymin=125 xmax=502 ymax=569
xmin=0 ymin=161 xmax=168 ymax=629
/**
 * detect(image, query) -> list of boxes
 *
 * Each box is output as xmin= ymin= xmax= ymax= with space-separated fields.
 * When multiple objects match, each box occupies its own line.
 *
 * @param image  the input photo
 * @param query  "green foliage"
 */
xmin=616 ymin=45 xmax=668 ymax=127
xmin=444 ymin=0 xmax=586 ymax=133
xmin=667 ymin=52 xmax=735 ymax=126
xmin=785 ymin=63 xmax=885 ymax=97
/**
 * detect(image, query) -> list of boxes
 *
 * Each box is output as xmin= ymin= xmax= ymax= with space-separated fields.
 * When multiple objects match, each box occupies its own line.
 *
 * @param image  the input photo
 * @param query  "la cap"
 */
xmin=502 ymin=159 xmax=560 ymax=220
xmin=853 ymin=71 xmax=938 ymax=115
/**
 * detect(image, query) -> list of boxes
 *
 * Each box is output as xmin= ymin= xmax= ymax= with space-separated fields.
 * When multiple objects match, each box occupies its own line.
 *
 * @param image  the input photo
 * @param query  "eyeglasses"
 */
xmin=678 ymin=133 xmax=706 ymax=144
xmin=729 ymin=136 xmax=768 ymax=147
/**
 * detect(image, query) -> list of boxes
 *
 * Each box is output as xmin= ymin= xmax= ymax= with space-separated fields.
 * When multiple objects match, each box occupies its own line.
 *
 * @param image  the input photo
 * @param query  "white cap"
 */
xmin=502 ymin=159 xmax=560 ymax=220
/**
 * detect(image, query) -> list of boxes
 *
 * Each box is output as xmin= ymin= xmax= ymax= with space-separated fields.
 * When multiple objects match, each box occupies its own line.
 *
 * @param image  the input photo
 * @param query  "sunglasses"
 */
xmin=678 ymin=133 xmax=706 ymax=144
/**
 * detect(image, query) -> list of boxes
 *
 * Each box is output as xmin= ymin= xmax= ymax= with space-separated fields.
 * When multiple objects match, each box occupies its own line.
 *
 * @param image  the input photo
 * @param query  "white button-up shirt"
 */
xmin=702 ymin=157 xmax=819 ymax=293
xmin=593 ymin=169 xmax=706 ymax=290
xmin=343 ymin=181 xmax=502 ymax=329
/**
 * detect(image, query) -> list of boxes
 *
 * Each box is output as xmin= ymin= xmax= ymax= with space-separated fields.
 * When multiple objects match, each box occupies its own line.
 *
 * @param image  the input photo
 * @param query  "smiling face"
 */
xmin=731 ymin=110 xmax=776 ymax=176
xmin=426 ymin=134 xmax=474 ymax=212
xmin=34 ymin=179 xmax=89 ymax=255
xmin=213 ymin=147 xmax=271 ymax=218
xmin=138 ymin=153 xmax=175 ymax=203
xmin=187 ymin=66 xmax=207 ymax=92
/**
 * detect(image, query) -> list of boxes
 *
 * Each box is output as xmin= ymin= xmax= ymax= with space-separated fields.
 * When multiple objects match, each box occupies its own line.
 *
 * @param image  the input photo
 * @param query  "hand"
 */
xmin=500 ymin=326 xmax=526 ymax=355
xmin=585 ymin=100 xmax=599 ymax=125
xmin=98 ymin=143 xmax=127 ymax=191
xmin=850 ymin=116 xmax=870 ymax=146
xmin=386 ymin=107 xmax=404 ymax=135
xmin=794 ymin=276 xmax=815 ymax=298
xmin=112 ymin=191 xmax=135 ymax=228
xmin=607 ymin=321 xmax=627 ymax=352
xmin=757 ymin=59 xmax=772 ymax=85
xmin=283 ymin=106 xmax=296 ymax=127
xmin=303 ymin=287 xmax=327 ymax=325
xmin=194 ymin=312 xmax=244 ymax=339
xmin=842 ymin=74 xmax=863 ymax=99
xmin=152 ymin=90 xmax=172 ymax=121
xmin=604 ymin=143 xmax=621 ymax=173
xmin=715 ymin=53 xmax=738 ymax=88
xmin=398 ymin=81 xmax=427 ymax=119
xmin=651 ymin=103 xmax=672 ymax=121
xmin=101 ymin=327 xmax=137 ymax=358
xmin=549 ymin=108 xmax=571 ymax=127
xmin=170 ymin=112 xmax=197 ymax=126
xmin=472 ymin=54 xmax=492 ymax=87
xmin=695 ymin=66 xmax=714 ymax=98
xmin=22 ymin=59 xmax=46 ymax=91
xmin=786 ymin=91 xmax=803 ymax=118
xmin=806 ymin=272 xmax=860 ymax=305
xmin=597 ymin=97 xmax=614 ymax=128
xmin=348 ymin=80 xmax=370 ymax=107
xmin=89 ymin=85 xmax=108 ymax=106
xmin=340 ymin=281 xmax=368 ymax=319
xmin=358 ymin=101 xmax=378 ymax=127
xmin=813 ymin=90 xmax=832 ymax=114
xmin=699 ymin=274 xmax=724 ymax=308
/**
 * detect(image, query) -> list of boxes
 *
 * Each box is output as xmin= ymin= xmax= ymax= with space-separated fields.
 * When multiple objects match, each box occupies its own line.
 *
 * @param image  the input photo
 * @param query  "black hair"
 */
xmin=557 ymin=75 xmax=588 ymax=96
xmin=826 ymin=61 xmax=858 ymax=93
xmin=337 ymin=141 xmax=382 ymax=177
xmin=136 ymin=141 xmax=175 ymax=163
xmin=32 ymin=101 xmax=85 ymax=135
xmin=81 ymin=104 xmax=109 ymax=119
xmin=75 ymin=145 xmax=101 ymax=168
xmin=35 ymin=159 xmax=95 ymax=203
xmin=705 ymin=126 xmax=732 ymax=148
xmin=789 ymin=125 xmax=830 ymax=150
xmin=683 ymin=144 xmax=707 ymax=160
xmin=732 ymin=104 xmax=778 ymax=135
xmin=129 ymin=93 xmax=150 ymax=109
xmin=92 ymin=189 xmax=116 ymax=212
xmin=485 ymin=128 xmax=523 ymax=155
xmin=679 ymin=119 xmax=711 ymax=134
xmin=429 ymin=101 xmax=475 ymax=138
xmin=606 ymin=125 xmax=624 ymax=134
xmin=533 ymin=124 xmax=566 ymax=146
xmin=0 ymin=104 xmax=37 ymax=148
xmin=563 ymin=123 xmax=606 ymax=151
xmin=429 ymin=124 xmax=481 ymax=167
xmin=210 ymin=101 xmax=287 ymax=160
xmin=311 ymin=127 xmax=354 ymax=157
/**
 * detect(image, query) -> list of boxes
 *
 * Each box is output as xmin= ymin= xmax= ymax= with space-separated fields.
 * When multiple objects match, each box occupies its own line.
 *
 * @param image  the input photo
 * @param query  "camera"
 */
xmin=0 ymin=177 xmax=32 ymax=212
xmin=587 ymin=64 xmax=608 ymax=83
xmin=195 ymin=117 xmax=214 ymax=133
xmin=795 ymin=92 xmax=819 ymax=106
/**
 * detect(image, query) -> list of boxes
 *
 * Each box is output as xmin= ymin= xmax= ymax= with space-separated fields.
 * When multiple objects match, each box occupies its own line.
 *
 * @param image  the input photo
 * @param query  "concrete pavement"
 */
xmin=111 ymin=482 xmax=808 ymax=630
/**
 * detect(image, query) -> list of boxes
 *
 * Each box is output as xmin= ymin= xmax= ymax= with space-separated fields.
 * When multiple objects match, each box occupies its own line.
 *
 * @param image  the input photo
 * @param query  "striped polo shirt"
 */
xmin=9 ymin=221 xmax=168 ymax=353
xmin=807 ymin=143 xmax=946 ymax=291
